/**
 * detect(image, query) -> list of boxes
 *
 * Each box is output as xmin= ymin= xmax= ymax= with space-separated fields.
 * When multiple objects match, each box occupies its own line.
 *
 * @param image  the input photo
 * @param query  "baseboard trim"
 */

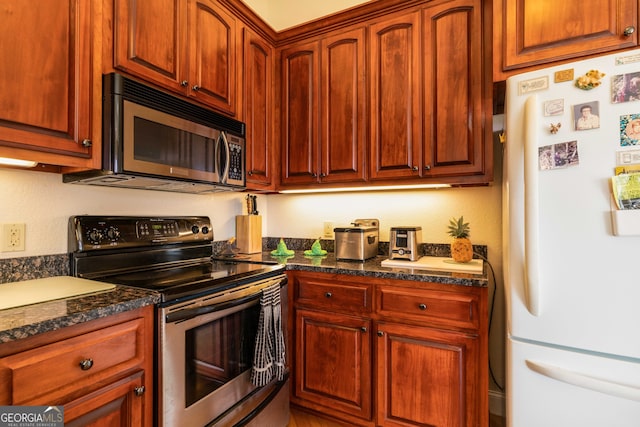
xmin=489 ymin=390 xmax=505 ymax=417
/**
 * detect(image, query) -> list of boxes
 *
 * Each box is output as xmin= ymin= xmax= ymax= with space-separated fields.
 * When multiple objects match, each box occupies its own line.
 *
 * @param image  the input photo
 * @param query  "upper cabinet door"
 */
xmin=280 ymin=41 xmax=321 ymax=186
xmin=422 ymin=0 xmax=487 ymax=178
xmin=113 ymin=0 xmax=237 ymax=115
xmin=243 ymin=28 xmax=275 ymax=191
xmin=369 ymin=11 xmax=422 ymax=181
xmin=187 ymin=0 xmax=237 ymax=115
xmin=114 ymin=0 xmax=186 ymax=92
xmin=320 ymin=27 xmax=367 ymax=184
xmin=496 ymin=0 xmax=638 ymax=79
xmin=0 ymin=0 xmax=94 ymax=166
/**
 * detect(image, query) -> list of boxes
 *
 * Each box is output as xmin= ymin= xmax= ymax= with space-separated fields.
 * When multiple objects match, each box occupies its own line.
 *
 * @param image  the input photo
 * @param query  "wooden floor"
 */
xmin=289 ymin=407 xmax=506 ymax=427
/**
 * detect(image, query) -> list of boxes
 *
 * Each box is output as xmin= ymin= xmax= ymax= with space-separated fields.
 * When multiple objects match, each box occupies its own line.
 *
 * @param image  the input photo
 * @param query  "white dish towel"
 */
xmin=251 ymin=283 xmax=285 ymax=386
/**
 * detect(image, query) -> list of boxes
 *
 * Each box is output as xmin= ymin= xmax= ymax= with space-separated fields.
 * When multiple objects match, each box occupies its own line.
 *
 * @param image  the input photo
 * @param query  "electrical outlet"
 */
xmin=2 ymin=223 xmax=25 ymax=252
xmin=323 ymin=221 xmax=334 ymax=239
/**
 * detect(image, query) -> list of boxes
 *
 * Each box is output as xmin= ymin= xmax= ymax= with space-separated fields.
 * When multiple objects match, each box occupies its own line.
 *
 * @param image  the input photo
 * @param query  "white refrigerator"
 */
xmin=504 ymin=49 xmax=640 ymax=426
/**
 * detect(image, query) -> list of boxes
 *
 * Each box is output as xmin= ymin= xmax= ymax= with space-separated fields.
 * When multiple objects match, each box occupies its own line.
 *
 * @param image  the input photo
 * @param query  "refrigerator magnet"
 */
xmin=611 ymin=72 xmax=640 ymax=103
xmin=574 ymin=102 xmax=600 ymax=130
xmin=539 ymin=141 xmax=579 ymax=171
xmin=543 ymin=99 xmax=564 ymax=116
xmin=620 ymin=114 xmax=640 ymax=146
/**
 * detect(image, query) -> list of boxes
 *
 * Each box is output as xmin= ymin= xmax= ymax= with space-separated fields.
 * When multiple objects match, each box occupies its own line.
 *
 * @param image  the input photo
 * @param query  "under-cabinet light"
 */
xmin=279 ymin=183 xmax=451 ymax=194
xmin=0 ymin=157 xmax=38 ymax=168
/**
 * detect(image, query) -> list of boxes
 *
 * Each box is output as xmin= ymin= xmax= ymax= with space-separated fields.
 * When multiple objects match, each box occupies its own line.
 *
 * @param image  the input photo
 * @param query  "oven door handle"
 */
xmin=166 ymin=292 xmax=260 ymax=323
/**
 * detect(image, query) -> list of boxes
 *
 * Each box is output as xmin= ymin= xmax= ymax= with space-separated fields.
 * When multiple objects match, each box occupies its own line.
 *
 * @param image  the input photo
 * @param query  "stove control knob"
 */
xmin=201 ymin=226 xmax=209 ymax=235
xmin=105 ymin=226 xmax=120 ymax=241
xmin=191 ymin=225 xmax=200 ymax=234
xmin=86 ymin=228 xmax=103 ymax=245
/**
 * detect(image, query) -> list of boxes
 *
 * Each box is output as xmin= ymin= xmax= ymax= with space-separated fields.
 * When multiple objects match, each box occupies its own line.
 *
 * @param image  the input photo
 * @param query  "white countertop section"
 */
xmin=0 ymin=277 xmax=115 ymax=310
xmin=381 ymin=256 xmax=483 ymax=273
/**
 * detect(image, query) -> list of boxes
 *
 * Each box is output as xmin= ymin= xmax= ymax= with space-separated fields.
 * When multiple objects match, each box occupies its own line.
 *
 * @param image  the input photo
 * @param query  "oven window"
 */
xmin=184 ymin=303 xmax=260 ymax=407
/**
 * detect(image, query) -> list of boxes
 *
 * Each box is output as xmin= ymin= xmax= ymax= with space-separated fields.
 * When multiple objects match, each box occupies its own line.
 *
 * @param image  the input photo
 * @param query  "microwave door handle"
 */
xmin=217 ymin=131 xmax=230 ymax=184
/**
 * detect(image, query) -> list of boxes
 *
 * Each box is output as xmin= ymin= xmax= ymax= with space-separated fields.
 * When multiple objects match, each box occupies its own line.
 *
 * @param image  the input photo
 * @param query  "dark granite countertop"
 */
xmin=0 ymin=247 xmax=487 ymax=345
xmin=226 ymin=251 xmax=489 ymax=288
xmin=0 ymin=284 xmax=160 ymax=344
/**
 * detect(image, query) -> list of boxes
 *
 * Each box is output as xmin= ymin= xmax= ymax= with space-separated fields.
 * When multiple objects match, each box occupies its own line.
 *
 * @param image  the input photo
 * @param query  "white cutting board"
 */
xmin=381 ymin=256 xmax=483 ymax=273
xmin=0 ymin=276 xmax=115 ymax=310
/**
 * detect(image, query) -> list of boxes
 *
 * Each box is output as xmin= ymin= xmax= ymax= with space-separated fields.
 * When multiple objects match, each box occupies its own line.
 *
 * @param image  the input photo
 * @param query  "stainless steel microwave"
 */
xmin=64 ymin=73 xmax=246 ymax=194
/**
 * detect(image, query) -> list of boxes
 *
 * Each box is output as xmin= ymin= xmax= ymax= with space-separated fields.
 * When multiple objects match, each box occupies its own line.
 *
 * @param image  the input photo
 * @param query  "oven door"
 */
xmin=158 ymin=274 xmax=288 ymax=427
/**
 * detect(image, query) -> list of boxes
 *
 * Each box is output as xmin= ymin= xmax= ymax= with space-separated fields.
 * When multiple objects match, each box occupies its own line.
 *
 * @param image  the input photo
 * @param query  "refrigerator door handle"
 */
xmin=524 ymin=95 xmax=541 ymax=316
xmin=526 ymin=359 xmax=640 ymax=402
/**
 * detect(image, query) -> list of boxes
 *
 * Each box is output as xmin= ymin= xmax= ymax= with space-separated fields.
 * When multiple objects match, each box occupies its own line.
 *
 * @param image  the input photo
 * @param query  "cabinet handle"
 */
xmin=424 ymin=165 xmax=431 ymax=171
xmin=134 ymin=386 xmax=146 ymax=397
xmin=192 ymin=85 xmax=200 ymax=91
xmin=79 ymin=358 xmax=94 ymax=371
xmin=320 ymin=173 xmax=327 ymax=178
xmin=624 ymin=26 xmax=636 ymax=37
xmin=377 ymin=331 xmax=384 ymax=337
xmin=325 ymin=292 xmax=332 ymax=298
xmin=248 ymin=170 xmax=253 ymax=176
xmin=419 ymin=303 xmax=427 ymax=310
xmin=412 ymin=166 xmax=419 ymax=171
xmin=180 ymin=80 xmax=189 ymax=87
xmin=81 ymin=139 xmax=92 ymax=147
xmin=311 ymin=173 xmax=318 ymax=178
xmin=361 ymin=326 xmax=367 ymax=332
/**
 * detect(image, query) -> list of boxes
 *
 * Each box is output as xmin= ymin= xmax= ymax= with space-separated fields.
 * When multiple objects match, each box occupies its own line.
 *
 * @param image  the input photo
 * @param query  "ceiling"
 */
xmin=240 ymin=0 xmax=372 ymax=31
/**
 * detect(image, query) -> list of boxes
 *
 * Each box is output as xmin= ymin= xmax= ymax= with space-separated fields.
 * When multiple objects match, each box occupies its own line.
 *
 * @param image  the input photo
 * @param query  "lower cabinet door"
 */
xmin=376 ymin=322 xmax=480 ymax=427
xmin=63 ymin=371 xmax=146 ymax=427
xmin=294 ymin=308 xmax=372 ymax=421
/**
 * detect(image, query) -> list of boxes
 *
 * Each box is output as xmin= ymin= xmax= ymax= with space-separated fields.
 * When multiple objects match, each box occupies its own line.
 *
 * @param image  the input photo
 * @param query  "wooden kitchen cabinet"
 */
xmin=279 ymin=0 xmax=492 ymax=190
xmin=0 ymin=306 xmax=154 ymax=427
xmin=289 ymin=270 xmax=488 ymax=427
xmin=494 ymin=0 xmax=638 ymax=81
xmin=280 ymin=27 xmax=367 ymax=187
xmin=370 ymin=0 xmax=489 ymax=182
xmin=0 ymin=0 xmax=101 ymax=169
xmin=375 ymin=284 xmax=486 ymax=427
xmin=294 ymin=308 xmax=373 ymax=422
xmin=291 ymin=272 xmax=373 ymax=423
xmin=376 ymin=322 xmax=481 ymax=427
xmin=113 ymin=0 xmax=237 ymax=115
xmin=243 ymin=27 xmax=276 ymax=191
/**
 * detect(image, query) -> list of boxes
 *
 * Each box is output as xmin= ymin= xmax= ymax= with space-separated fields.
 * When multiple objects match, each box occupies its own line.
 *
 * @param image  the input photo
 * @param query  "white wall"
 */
xmin=241 ymin=0 xmax=372 ymax=31
xmin=0 ymin=168 xmax=255 ymax=258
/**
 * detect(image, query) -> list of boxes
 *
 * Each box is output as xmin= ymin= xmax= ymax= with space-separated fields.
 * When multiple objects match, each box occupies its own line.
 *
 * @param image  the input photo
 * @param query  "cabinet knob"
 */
xmin=412 ymin=166 xmax=419 ymax=171
xmin=311 ymin=173 xmax=318 ymax=178
xmin=624 ymin=26 xmax=636 ymax=37
xmin=81 ymin=139 xmax=92 ymax=147
xmin=361 ymin=326 xmax=367 ymax=332
xmin=134 ymin=386 xmax=146 ymax=397
xmin=248 ymin=170 xmax=253 ymax=176
xmin=424 ymin=164 xmax=431 ymax=171
xmin=180 ymin=80 xmax=189 ymax=87
xmin=377 ymin=331 xmax=384 ymax=337
xmin=320 ymin=173 xmax=327 ymax=178
xmin=79 ymin=358 xmax=94 ymax=370
xmin=325 ymin=292 xmax=332 ymax=298
xmin=419 ymin=303 xmax=427 ymax=310
xmin=192 ymin=85 xmax=200 ymax=91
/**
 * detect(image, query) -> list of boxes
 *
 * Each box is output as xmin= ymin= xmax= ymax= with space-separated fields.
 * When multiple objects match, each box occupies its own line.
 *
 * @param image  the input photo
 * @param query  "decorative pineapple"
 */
xmin=447 ymin=216 xmax=473 ymax=263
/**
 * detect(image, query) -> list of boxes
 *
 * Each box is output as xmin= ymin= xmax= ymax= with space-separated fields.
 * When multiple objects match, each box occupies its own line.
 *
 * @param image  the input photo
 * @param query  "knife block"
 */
xmin=235 ymin=215 xmax=262 ymax=254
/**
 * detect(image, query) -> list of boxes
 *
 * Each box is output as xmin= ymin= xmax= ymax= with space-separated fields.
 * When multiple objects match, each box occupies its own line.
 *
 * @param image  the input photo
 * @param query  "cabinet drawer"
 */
xmin=0 ymin=317 xmax=145 ymax=405
xmin=295 ymin=276 xmax=371 ymax=313
xmin=376 ymin=286 xmax=479 ymax=330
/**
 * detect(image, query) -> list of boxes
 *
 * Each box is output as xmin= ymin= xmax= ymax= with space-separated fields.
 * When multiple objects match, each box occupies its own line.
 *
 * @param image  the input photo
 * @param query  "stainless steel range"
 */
xmin=68 ymin=216 xmax=289 ymax=427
